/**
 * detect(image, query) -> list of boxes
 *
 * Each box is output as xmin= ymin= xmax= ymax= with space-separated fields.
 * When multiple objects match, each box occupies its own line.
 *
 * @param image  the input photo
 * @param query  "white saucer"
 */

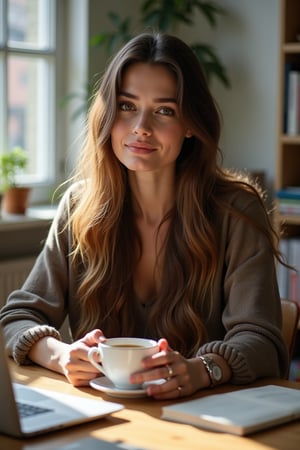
xmin=89 ymin=376 xmax=165 ymax=398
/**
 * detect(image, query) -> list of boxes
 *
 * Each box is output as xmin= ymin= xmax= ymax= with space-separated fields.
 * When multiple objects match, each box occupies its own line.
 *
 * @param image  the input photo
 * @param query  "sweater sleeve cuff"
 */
xmin=13 ymin=325 xmax=62 ymax=365
xmin=196 ymin=341 xmax=256 ymax=384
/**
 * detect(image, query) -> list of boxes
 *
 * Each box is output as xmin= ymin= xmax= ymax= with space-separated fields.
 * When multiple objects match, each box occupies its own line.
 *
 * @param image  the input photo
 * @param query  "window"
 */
xmin=0 ymin=0 xmax=56 ymax=196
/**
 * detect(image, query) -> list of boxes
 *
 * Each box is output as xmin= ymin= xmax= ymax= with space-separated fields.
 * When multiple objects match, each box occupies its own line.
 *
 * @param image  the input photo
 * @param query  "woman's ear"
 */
xmin=185 ymin=130 xmax=193 ymax=138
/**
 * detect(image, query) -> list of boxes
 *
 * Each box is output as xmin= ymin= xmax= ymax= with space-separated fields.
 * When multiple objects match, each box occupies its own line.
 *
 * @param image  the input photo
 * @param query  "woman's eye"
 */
xmin=119 ymin=102 xmax=135 ymax=111
xmin=157 ymin=106 xmax=175 ymax=116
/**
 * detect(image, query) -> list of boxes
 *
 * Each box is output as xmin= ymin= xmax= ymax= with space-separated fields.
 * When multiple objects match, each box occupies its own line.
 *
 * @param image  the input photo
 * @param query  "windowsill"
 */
xmin=0 ymin=205 xmax=57 ymax=260
xmin=0 ymin=205 xmax=57 ymax=231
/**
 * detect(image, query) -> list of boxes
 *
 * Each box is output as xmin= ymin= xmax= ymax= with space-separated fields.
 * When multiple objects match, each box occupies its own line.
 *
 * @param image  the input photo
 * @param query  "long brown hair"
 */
xmin=69 ymin=33 xmax=280 ymax=357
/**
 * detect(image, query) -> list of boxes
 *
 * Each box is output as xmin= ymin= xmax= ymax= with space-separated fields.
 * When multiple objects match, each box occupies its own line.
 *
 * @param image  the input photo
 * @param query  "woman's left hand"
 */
xmin=129 ymin=338 xmax=210 ymax=399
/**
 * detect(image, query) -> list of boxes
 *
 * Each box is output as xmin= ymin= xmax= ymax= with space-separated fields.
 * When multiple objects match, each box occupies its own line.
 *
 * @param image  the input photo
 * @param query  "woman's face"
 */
xmin=111 ymin=62 xmax=191 ymax=173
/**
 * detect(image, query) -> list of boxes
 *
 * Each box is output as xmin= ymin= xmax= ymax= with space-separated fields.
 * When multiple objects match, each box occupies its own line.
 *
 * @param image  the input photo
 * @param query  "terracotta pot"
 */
xmin=2 ymin=187 xmax=31 ymax=215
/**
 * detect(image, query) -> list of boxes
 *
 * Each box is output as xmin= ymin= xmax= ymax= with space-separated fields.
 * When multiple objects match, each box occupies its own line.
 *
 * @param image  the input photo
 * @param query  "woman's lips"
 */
xmin=126 ymin=142 xmax=156 ymax=154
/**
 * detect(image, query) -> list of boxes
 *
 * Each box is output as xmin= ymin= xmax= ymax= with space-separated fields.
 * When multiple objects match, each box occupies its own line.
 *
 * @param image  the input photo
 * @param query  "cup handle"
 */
xmin=88 ymin=347 xmax=107 ymax=376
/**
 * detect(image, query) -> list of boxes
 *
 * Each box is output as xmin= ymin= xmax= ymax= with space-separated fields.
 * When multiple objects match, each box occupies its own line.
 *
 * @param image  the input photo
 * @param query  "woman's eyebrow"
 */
xmin=119 ymin=91 xmax=177 ymax=103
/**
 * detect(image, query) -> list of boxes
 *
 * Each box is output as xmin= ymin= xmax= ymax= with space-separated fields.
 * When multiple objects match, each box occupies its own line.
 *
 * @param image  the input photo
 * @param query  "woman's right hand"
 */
xmin=29 ymin=329 xmax=106 ymax=386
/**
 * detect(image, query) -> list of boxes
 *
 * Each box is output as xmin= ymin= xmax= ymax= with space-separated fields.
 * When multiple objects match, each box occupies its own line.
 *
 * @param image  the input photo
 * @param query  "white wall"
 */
xmin=176 ymin=0 xmax=281 ymax=195
xmin=211 ymin=0 xmax=281 ymax=194
xmin=62 ymin=0 xmax=89 ymax=175
xmin=85 ymin=0 xmax=281 ymax=195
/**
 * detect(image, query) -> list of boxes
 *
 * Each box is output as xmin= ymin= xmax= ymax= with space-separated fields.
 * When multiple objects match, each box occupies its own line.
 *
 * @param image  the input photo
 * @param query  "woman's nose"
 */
xmin=132 ymin=112 xmax=152 ymax=136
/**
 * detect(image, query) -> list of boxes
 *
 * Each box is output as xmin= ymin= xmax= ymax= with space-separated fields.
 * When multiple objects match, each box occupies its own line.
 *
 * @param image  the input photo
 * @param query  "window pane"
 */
xmin=1 ymin=0 xmax=57 ymax=199
xmin=8 ymin=54 xmax=52 ymax=181
xmin=8 ymin=0 xmax=52 ymax=49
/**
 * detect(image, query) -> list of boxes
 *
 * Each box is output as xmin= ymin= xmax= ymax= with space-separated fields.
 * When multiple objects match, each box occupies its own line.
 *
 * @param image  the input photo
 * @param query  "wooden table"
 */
xmin=1 ymin=362 xmax=300 ymax=450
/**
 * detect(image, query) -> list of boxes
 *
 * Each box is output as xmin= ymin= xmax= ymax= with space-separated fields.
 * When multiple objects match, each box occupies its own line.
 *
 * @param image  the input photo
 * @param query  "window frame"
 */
xmin=1 ymin=0 xmax=89 ymax=207
xmin=0 ymin=0 xmax=64 ymax=205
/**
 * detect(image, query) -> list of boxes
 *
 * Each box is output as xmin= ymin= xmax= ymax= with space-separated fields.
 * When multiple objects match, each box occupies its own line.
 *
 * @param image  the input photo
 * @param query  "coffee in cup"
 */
xmin=88 ymin=337 xmax=159 ymax=390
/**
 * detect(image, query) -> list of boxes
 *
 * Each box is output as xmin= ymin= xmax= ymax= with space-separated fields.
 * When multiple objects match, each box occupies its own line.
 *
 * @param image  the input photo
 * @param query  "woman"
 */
xmin=0 ymin=33 xmax=288 ymax=399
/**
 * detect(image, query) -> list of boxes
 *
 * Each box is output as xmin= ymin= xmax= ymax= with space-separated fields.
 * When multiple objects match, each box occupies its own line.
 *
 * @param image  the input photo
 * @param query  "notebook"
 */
xmin=0 ymin=325 xmax=124 ymax=438
xmin=161 ymin=384 xmax=300 ymax=436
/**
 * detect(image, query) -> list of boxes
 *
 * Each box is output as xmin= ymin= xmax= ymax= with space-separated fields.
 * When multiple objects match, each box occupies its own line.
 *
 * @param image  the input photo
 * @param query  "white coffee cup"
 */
xmin=88 ymin=337 xmax=159 ymax=390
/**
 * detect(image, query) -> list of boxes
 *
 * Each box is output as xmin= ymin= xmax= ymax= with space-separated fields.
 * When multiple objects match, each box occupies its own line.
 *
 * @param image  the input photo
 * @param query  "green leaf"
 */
xmin=108 ymin=11 xmax=123 ymax=27
xmin=0 ymin=147 xmax=28 ymax=190
xmin=191 ymin=43 xmax=230 ymax=88
xmin=90 ymin=33 xmax=108 ymax=47
xmin=194 ymin=1 xmax=226 ymax=27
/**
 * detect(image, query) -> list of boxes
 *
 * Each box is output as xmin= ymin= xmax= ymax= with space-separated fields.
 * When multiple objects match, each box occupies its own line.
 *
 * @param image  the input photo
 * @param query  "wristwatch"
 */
xmin=199 ymin=355 xmax=223 ymax=387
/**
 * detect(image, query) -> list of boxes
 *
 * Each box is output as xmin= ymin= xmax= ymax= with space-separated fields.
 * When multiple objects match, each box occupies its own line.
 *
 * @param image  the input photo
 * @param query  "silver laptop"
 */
xmin=0 ymin=326 xmax=124 ymax=438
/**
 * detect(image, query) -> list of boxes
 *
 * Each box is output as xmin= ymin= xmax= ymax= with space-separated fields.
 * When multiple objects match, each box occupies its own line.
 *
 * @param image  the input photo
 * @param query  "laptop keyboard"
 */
xmin=17 ymin=401 xmax=53 ymax=418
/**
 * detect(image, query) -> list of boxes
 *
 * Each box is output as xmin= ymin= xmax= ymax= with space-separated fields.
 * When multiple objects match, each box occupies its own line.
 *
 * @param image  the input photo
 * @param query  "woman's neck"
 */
xmin=128 ymin=169 xmax=175 ymax=225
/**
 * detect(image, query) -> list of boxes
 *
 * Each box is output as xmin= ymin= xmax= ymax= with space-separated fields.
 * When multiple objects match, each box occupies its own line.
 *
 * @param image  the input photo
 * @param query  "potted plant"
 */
xmin=0 ymin=146 xmax=31 ymax=215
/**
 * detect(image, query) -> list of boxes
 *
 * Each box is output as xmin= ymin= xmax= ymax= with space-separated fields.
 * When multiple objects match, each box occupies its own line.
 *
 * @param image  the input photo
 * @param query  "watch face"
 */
xmin=212 ymin=365 xmax=222 ymax=382
xmin=200 ymin=356 xmax=223 ymax=385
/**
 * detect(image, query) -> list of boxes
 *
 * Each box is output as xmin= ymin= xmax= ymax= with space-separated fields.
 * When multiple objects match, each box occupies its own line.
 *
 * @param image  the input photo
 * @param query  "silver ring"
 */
xmin=166 ymin=364 xmax=174 ymax=379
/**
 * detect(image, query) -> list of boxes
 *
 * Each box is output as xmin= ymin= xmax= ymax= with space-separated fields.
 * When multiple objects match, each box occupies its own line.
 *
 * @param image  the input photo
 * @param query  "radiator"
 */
xmin=0 ymin=257 xmax=36 ymax=306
